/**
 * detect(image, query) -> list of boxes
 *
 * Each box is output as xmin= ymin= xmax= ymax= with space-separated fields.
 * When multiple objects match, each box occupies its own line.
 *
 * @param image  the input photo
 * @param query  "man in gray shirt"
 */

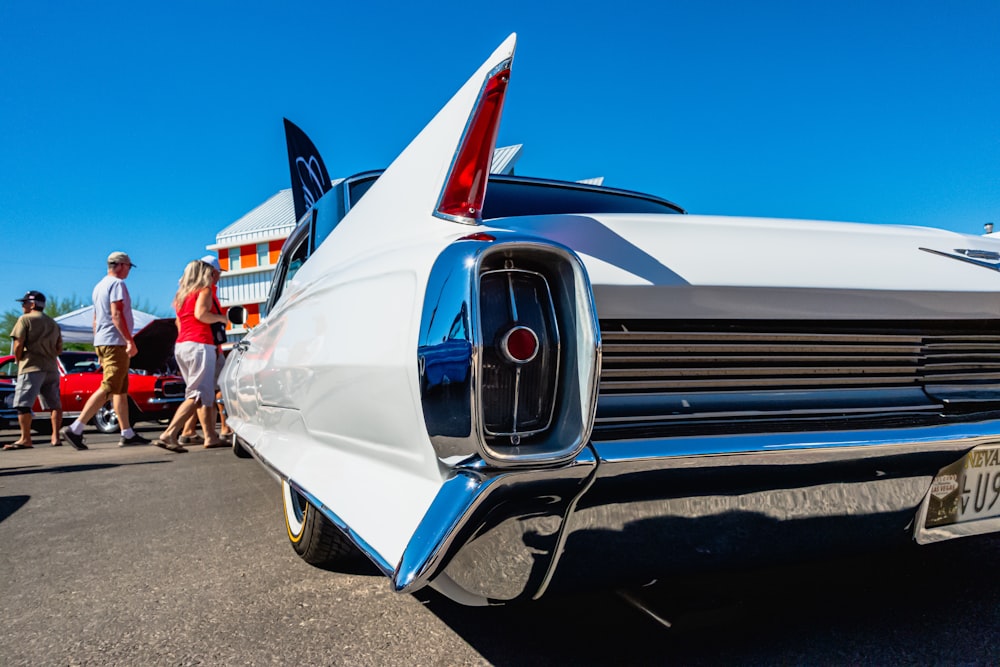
xmin=60 ymin=251 xmax=151 ymax=450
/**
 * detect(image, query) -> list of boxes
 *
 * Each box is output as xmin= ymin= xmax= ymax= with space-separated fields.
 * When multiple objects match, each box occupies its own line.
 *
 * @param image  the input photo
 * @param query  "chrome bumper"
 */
xmin=396 ymin=420 xmax=1000 ymax=604
xmin=146 ymin=396 xmax=185 ymax=406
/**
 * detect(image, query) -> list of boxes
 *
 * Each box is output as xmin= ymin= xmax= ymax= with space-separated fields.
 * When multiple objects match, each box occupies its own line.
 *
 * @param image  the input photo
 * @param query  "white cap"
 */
xmin=200 ymin=255 xmax=221 ymax=272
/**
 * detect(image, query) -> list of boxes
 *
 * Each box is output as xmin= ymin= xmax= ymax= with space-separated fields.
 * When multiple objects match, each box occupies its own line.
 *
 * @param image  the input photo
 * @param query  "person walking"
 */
xmin=4 ymin=291 xmax=63 ymax=450
xmin=178 ymin=257 xmax=226 ymax=446
xmin=60 ymin=252 xmax=151 ymax=450
xmin=153 ymin=258 xmax=228 ymax=453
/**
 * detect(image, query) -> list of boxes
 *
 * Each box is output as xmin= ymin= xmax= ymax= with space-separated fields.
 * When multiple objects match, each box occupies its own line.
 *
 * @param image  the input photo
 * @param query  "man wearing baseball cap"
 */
xmin=60 ymin=251 xmax=151 ymax=450
xmin=4 ymin=291 xmax=63 ymax=449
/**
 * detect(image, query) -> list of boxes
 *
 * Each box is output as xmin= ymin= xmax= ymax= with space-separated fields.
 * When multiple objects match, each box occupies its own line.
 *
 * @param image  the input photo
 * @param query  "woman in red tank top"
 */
xmin=153 ymin=259 xmax=228 ymax=452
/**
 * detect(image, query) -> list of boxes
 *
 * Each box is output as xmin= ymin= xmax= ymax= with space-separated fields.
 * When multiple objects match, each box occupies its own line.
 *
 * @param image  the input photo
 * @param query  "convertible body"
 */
xmin=220 ymin=34 xmax=1000 ymax=605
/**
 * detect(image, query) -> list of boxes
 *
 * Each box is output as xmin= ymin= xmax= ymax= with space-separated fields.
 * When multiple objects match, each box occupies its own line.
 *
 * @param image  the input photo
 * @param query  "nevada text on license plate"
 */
xmin=923 ymin=444 xmax=1000 ymax=529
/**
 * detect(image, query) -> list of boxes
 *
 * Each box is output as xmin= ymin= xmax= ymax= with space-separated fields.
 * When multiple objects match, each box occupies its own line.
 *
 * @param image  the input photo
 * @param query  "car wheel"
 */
xmin=32 ymin=421 xmax=53 ymax=435
xmin=93 ymin=401 xmax=119 ymax=434
xmin=281 ymin=479 xmax=354 ymax=566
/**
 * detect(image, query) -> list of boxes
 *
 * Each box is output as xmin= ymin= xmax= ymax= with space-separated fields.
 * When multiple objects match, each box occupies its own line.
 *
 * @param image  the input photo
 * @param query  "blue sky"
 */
xmin=2 ymin=1 xmax=998 ymax=314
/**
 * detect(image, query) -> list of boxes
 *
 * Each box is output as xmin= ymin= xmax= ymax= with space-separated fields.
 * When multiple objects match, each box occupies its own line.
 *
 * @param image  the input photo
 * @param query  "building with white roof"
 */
xmin=206 ymin=146 xmax=524 ymax=339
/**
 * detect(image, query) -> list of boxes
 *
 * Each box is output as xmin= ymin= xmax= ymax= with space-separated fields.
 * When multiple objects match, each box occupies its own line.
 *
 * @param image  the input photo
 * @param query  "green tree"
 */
xmin=1 ymin=295 xmax=167 ymax=353
xmin=2 ymin=294 xmax=93 ymax=352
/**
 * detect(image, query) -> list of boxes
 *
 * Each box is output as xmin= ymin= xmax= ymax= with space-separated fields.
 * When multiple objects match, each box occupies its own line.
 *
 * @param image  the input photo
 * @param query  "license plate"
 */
xmin=924 ymin=445 xmax=1000 ymax=528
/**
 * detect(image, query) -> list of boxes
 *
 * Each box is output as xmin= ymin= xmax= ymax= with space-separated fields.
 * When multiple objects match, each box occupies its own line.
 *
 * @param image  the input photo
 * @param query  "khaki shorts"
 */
xmin=96 ymin=345 xmax=130 ymax=395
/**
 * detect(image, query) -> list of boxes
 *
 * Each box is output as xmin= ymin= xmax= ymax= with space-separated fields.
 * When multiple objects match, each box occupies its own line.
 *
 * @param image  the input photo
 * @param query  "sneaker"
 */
xmin=178 ymin=434 xmax=204 ymax=445
xmin=119 ymin=432 xmax=151 ymax=447
xmin=60 ymin=426 xmax=88 ymax=451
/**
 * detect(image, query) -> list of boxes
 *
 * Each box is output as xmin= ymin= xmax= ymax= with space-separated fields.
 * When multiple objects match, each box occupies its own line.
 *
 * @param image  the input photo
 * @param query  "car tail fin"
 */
xmin=291 ymin=35 xmax=518 ymax=281
xmin=284 ymin=118 xmax=333 ymax=223
xmin=433 ymin=48 xmax=513 ymax=225
xmin=348 ymin=34 xmax=515 ymax=228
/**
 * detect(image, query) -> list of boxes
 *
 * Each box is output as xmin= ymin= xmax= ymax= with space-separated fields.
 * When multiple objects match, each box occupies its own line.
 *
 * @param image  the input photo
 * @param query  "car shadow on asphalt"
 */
xmin=0 ymin=460 xmax=171 ymax=478
xmin=0 ymin=494 xmax=29 ymax=524
xmin=413 ymin=536 xmax=1000 ymax=665
xmin=311 ymin=552 xmax=385 ymax=577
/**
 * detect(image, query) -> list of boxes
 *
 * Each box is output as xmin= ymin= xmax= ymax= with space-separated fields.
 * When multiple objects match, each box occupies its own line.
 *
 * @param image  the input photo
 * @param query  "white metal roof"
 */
xmin=490 ymin=144 xmax=522 ymax=175
xmin=211 ymin=145 xmax=526 ymax=247
xmin=214 ymin=189 xmax=296 ymax=245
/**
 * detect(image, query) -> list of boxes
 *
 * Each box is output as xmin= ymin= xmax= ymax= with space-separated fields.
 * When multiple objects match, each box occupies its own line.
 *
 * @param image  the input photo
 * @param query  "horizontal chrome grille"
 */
xmin=595 ymin=321 xmax=1000 ymax=439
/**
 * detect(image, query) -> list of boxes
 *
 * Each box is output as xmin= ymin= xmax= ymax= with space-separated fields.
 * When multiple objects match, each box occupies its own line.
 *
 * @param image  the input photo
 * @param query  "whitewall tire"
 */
xmin=281 ymin=479 xmax=355 ymax=566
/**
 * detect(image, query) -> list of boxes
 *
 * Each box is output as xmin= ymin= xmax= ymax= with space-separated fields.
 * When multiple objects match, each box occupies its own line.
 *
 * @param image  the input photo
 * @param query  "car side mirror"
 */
xmin=228 ymin=306 xmax=247 ymax=326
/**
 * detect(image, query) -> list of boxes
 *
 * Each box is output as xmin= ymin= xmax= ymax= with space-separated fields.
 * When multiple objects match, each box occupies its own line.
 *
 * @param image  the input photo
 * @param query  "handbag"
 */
xmin=210 ymin=322 xmax=227 ymax=345
xmin=210 ymin=295 xmax=227 ymax=345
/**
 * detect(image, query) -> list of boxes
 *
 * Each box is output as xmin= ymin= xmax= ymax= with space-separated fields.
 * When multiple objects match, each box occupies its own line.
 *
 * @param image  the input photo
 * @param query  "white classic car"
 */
xmin=220 ymin=34 xmax=1000 ymax=606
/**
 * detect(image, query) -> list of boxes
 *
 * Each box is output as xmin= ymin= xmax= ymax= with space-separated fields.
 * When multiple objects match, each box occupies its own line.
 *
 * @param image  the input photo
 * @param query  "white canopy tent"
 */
xmin=54 ymin=306 xmax=159 ymax=344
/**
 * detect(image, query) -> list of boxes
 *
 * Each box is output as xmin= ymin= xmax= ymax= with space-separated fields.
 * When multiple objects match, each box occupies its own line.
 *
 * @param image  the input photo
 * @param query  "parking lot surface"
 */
xmin=1 ymin=424 xmax=998 ymax=666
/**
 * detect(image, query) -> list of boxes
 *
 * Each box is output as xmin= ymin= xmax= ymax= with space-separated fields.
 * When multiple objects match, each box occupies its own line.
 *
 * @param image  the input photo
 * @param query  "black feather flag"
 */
xmin=283 ymin=118 xmax=332 ymax=222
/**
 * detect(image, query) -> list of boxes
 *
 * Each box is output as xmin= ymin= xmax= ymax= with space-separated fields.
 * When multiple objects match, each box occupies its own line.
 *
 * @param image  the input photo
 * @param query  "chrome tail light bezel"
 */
xmin=418 ymin=234 xmax=601 ymax=468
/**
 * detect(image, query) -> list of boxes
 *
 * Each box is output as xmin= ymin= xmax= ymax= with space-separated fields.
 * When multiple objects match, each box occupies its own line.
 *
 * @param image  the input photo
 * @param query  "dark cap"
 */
xmin=15 ymin=290 xmax=46 ymax=305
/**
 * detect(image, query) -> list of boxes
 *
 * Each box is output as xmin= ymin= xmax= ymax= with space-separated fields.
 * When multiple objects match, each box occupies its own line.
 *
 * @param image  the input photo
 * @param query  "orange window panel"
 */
xmin=219 ymin=248 xmax=230 ymax=272
xmin=240 ymin=243 xmax=258 ymax=269
xmin=268 ymin=240 xmax=284 ymax=265
xmin=246 ymin=303 xmax=261 ymax=328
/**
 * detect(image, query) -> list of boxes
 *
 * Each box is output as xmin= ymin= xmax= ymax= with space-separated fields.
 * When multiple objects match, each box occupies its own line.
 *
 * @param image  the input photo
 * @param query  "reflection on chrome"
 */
xmin=417 ymin=233 xmax=601 ymax=467
xmin=392 ymin=421 xmax=1000 ymax=603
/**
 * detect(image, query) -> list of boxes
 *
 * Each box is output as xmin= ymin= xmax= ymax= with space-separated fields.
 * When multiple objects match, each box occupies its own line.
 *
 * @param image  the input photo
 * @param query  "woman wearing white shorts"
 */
xmin=153 ymin=259 xmax=227 ymax=452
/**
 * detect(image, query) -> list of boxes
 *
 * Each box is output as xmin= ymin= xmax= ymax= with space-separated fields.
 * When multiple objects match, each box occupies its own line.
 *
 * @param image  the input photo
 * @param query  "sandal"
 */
xmin=203 ymin=440 xmax=227 ymax=449
xmin=152 ymin=434 xmax=188 ymax=453
xmin=3 ymin=442 xmax=34 ymax=450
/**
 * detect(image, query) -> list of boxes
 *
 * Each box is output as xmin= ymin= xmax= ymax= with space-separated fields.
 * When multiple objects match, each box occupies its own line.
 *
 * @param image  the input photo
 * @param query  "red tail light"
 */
xmin=502 ymin=327 xmax=539 ymax=363
xmin=436 ymin=63 xmax=511 ymax=224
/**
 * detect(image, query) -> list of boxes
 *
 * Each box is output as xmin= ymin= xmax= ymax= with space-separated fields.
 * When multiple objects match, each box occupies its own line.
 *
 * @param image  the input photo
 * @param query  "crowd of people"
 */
xmin=3 ymin=251 xmax=233 ymax=453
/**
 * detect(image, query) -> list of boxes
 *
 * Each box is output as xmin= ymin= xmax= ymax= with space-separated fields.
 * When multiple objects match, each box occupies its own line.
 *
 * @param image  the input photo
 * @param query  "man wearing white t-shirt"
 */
xmin=60 ymin=251 xmax=151 ymax=450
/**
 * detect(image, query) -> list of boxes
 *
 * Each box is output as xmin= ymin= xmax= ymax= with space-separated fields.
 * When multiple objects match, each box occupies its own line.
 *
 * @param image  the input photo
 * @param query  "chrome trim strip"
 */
xmin=146 ymin=396 xmax=185 ymax=405
xmin=919 ymin=246 xmax=1000 ymax=273
xmin=236 ymin=438 xmax=395 ymax=577
xmin=592 ymin=419 xmax=1000 ymax=462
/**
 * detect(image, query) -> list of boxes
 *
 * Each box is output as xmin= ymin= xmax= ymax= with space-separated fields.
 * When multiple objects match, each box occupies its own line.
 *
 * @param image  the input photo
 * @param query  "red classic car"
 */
xmin=0 ymin=318 xmax=186 ymax=433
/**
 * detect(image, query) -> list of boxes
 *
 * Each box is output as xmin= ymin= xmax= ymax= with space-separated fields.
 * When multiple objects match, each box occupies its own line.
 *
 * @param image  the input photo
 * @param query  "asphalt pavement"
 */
xmin=1 ymin=424 xmax=999 ymax=666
